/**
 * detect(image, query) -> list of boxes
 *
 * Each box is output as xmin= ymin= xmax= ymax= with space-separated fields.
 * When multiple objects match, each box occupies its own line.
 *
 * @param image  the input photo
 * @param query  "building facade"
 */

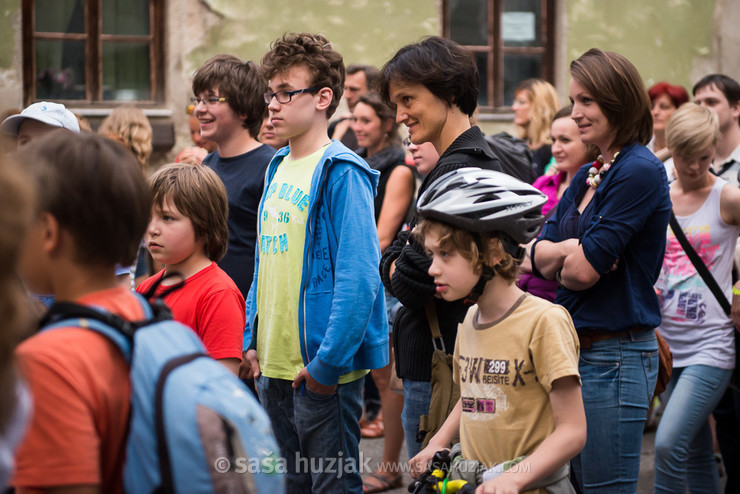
xmin=1 ymin=0 xmax=737 ymax=159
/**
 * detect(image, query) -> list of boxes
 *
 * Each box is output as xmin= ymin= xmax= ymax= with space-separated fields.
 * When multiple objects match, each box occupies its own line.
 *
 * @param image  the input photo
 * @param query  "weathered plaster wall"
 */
xmin=564 ymin=0 xmax=720 ymax=92
xmin=167 ymin=0 xmax=440 ymax=152
xmin=0 ymin=1 xmax=21 ymax=112
xmin=184 ymin=0 xmax=439 ymax=75
xmin=5 ymin=1 xmax=740 ymax=151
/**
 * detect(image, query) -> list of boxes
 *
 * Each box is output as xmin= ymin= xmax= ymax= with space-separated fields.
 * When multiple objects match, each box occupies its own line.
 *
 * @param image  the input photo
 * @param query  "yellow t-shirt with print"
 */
xmin=256 ymin=147 xmax=319 ymax=380
xmin=256 ymin=146 xmax=367 ymax=384
xmin=453 ymin=294 xmax=580 ymax=494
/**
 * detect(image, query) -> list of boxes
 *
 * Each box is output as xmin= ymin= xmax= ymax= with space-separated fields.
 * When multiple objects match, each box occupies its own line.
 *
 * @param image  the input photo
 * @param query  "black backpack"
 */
xmin=484 ymin=132 xmax=537 ymax=184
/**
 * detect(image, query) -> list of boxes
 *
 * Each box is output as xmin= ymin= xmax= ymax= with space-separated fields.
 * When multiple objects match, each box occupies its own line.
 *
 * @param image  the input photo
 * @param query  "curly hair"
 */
xmin=261 ymin=33 xmax=345 ymax=119
xmin=514 ymin=79 xmax=561 ymax=149
xmin=98 ymin=106 xmax=153 ymax=169
xmin=415 ymin=220 xmax=519 ymax=283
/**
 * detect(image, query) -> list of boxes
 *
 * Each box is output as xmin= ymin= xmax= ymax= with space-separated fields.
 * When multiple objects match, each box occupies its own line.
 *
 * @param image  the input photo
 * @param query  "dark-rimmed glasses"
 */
xmin=263 ymin=87 xmax=319 ymax=104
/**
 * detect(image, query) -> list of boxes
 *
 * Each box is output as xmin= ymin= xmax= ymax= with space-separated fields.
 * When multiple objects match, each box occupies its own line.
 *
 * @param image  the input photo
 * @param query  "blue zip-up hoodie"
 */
xmin=244 ymin=140 xmax=389 ymax=385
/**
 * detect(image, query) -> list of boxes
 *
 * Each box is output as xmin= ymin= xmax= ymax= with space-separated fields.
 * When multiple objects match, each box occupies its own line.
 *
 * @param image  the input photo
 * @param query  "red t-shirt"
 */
xmin=137 ymin=262 xmax=245 ymax=360
xmin=13 ymin=287 xmax=144 ymax=493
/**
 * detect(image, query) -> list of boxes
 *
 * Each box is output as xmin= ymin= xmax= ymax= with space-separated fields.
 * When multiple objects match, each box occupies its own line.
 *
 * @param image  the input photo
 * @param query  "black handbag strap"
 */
xmin=669 ymin=211 xmax=732 ymax=316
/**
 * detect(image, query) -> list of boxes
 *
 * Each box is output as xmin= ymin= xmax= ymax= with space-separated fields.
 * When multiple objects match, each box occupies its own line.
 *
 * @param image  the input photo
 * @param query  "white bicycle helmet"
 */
xmin=417 ymin=167 xmax=547 ymax=244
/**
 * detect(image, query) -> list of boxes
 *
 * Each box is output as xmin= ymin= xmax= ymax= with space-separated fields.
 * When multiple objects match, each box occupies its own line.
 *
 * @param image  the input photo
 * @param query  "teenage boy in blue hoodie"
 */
xmin=241 ymin=33 xmax=388 ymax=494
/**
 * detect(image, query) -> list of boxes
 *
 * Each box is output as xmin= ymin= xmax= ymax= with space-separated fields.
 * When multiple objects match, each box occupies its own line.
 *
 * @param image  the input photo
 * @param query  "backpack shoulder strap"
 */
xmin=38 ymin=293 xmax=154 ymax=363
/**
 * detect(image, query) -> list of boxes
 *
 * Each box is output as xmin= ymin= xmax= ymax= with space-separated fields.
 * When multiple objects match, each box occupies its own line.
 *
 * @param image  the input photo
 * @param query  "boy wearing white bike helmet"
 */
xmin=409 ymin=168 xmax=586 ymax=494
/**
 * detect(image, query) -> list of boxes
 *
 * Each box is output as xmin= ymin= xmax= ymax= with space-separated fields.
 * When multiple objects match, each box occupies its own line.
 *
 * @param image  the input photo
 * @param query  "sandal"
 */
xmin=362 ymin=472 xmax=402 ymax=493
xmin=361 ymin=416 xmax=384 ymax=438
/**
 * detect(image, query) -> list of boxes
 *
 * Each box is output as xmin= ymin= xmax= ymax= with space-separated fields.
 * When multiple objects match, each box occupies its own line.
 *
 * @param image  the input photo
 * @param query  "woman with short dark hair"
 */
xmin=378 ymin=36 xmax=502 ymax=459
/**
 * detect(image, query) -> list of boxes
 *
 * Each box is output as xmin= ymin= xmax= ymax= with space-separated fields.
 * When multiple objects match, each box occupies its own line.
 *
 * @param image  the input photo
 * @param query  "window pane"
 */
xmin=503 ymin=54 xmax=542 ymax=106
xmin=502 ymin=0 xmax=541 ymax=47
xmin=448 ymin=0 xmax=488 ymax=46
xmin=475 ymin=52 xmax=489 ymax=108
xmin=35 ymin=0 xmax=84 ymax=34
xmin=35 ymin=39 xmax=86 ymax=100
xmin=102 ymin=42 xmax=151 ymax=100
xmin=102 ymin=0 xmax=150 ymax=35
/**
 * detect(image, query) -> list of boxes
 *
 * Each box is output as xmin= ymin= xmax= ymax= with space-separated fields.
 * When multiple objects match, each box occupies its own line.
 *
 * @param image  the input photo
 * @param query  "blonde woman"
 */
xmin=654 ymin=103 xmax=740 ymax=494
xmin=512 ymin=78 xmax=560 ymax=176
xmin=98 ymin=105 xmax=153 ymax=170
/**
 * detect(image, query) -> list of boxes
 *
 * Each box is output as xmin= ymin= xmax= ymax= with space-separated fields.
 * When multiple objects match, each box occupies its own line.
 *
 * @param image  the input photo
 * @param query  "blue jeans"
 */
xmin=401 ymin=379 xmax=431 ymax=459
xmin=571 ymin=329 xmax=658 ymax=493
xmin=255 ymin=375 xmax=363 ymax=494
xmin=654 ymin=365 xmax=732 ymax=494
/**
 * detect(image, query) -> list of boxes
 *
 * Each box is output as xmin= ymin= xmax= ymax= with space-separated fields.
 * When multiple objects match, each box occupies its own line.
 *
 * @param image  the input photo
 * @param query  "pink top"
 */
xmin=532 ymin=171 xmax=567 ymax=217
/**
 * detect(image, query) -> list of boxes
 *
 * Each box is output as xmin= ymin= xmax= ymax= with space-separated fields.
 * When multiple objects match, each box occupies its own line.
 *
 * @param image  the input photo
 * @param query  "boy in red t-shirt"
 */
xmin=137 ymin=163 xmax=244 ymax=373
xmin=13 ymin=130 xmax=151 ymax=493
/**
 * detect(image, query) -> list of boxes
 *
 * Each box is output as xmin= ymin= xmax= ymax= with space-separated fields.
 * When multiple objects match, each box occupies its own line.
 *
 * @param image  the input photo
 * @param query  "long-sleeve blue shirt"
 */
xmin=538 ymin=143 xmax=671 ymax=332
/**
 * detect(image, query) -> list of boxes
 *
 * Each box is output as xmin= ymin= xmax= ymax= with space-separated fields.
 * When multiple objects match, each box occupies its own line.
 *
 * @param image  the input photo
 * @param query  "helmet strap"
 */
xmin=463 ymin=264 xmax=495 ymax=306
xmin=501 ymin=236 xmax=526 ymax=263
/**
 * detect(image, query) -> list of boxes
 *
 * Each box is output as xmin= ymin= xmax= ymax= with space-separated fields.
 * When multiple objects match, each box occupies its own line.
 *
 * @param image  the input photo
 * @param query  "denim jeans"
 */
xmin=255 ymin=375 xmax=363 ymax=494
xmin=654 ymin=365 xmax=732 ymax=494
xmin=401 ymin=378 xmax=431 ymax=459
xmin=570 ymin=329 xmax=658 ymax=493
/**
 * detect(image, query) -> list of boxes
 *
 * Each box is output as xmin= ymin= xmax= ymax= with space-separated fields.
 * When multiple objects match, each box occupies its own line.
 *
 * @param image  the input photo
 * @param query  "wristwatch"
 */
xmin=555 ymin=268 xmax=566 ymax=289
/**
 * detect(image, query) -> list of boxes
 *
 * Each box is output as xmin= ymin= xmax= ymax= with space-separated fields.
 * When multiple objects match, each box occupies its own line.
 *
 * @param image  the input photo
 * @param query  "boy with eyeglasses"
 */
xmin=240 ymin=33 xmax=388 ymax=493
xmin=191 ymin=54 xmax=275 ymax=300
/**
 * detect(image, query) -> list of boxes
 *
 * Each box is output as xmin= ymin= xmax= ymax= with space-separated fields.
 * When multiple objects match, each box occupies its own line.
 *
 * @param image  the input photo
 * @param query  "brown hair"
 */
xmin=98 ymin=106 xmax=153 ymax=168
xmin=347 ymin=64 xmax=380 ymax=92
xmin=356 ymin=92 xmax=400 ymax=141
xmin=553 ymin=105 xmax=600 ymax=162
xmin=514 ymin=79 xmax=561 ymax=149
xmin=261 ymin=33 xmax=345 ymax=119
xmin=0 ymin=154 xmax=35 ymax=431
xmin=415 ymin=220 xmax=519 ymax=283
xmin=148 ymin=163 xmax=228 ymax=262
xmin=192 ymin=54 xmax=268 ymax=138
xmin=19 ymin=130 xmax=151 ymax=268
xmin=570 ymin=48 xmax=653 ymax=149
xmin=666 ymin=103 xmax=721 ymax=159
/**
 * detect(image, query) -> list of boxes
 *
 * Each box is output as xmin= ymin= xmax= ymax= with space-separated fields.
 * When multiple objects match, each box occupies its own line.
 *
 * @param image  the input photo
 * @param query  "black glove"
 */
xmin=390 ymin=233 xmax=436 ymax=309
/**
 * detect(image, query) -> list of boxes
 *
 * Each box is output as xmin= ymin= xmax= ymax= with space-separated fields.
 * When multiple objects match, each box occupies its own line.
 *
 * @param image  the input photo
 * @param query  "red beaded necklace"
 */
xmin=586 ymin=151 xmax=620 ymax=189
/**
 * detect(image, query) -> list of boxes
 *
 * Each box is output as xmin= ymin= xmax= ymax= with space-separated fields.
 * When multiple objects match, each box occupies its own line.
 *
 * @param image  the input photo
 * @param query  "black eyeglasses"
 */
xmin=190 ymin=96 xmax=227 ymax=107
xmin=263 ymin=87 xmax=319 ymax=104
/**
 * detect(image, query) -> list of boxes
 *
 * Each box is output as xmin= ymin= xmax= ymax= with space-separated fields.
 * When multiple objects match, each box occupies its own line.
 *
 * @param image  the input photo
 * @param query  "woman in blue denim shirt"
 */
xmin=532 ymin=48 xmax=672 ymax=493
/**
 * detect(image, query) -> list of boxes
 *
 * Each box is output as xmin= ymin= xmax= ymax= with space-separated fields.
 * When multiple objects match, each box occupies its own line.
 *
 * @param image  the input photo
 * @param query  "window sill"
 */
xmin=69 ymin=107 xmax=173 ymax=118
xmin=476 ymin=111 xmax=515 ymax=122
